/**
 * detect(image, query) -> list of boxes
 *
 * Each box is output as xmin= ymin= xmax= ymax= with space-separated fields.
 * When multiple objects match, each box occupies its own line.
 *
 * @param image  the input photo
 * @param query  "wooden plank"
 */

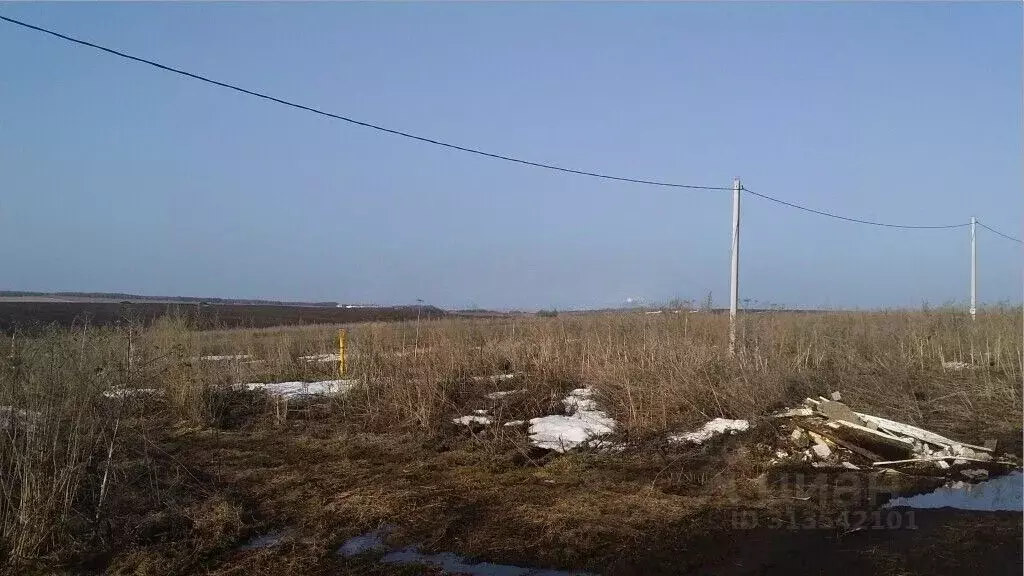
xmin=873 ymin=455 xmax=996 ymax=466
xmin=855 ymin=413 xmax=994 ymax=453
xmin=826 ymin=420 xmax=916 ymax=454
xmin=797 ymin=422 xmax=884 ymax=462
xmin=823 ymin=416 xmax=913 ymax=444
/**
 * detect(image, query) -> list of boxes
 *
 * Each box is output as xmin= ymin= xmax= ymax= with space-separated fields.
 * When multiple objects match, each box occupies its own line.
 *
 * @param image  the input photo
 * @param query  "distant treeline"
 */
xmin=0 ymin=291 xmax=340 ymax=307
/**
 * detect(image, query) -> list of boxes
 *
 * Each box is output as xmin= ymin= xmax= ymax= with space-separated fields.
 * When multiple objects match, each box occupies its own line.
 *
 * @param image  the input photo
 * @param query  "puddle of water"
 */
xmin=337 ymin=528 xmax=389 ymax=556
xmin=239 ymin=529 xmax=292 ymax=550
xmin=885 ymin=471 xmax=1023 ymax=511
xmin=338 ymin=528 xmax=594 ymax=575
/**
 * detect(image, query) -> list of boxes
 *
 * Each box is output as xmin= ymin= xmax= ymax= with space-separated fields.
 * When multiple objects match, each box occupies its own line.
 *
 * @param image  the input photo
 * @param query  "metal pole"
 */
xmin=970 ymin=216 xmax=977 ymax=321
xmin=729 ymin=178 xmax=741 ymax=354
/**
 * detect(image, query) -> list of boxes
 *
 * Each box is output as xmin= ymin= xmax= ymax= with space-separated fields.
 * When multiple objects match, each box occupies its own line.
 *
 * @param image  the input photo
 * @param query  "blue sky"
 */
xmin=1 ymin=2 xmax=1020 ymax=310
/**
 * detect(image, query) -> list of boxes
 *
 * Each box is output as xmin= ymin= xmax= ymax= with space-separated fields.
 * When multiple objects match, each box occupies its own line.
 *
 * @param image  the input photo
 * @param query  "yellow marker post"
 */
xmin=338 ymin=328 xmax=347 ymax=376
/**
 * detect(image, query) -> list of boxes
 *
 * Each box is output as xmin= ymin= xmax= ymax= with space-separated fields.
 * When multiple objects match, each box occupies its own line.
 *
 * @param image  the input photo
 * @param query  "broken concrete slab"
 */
xmin=854 ymin=413 xmax=994 ymax=453
xmin=789 ymin=428 xmax=810 ymax=448
xmin=961 ymin=469 xmax=989 ymax=480
xmin=816 ymin=401 xmax=865 ymax=426
xmin=811 ymin=443 xmax=832 ymax=459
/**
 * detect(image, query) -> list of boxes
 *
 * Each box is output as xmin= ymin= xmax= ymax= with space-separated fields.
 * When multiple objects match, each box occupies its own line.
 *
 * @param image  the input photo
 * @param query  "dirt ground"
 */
xmin=83 ymin=411 xmax=1022 ymax=576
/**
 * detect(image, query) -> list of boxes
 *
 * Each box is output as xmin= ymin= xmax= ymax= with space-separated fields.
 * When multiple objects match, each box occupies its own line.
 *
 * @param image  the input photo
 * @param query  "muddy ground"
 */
xmin=74 ymin=408 xmax=1022 ymax=576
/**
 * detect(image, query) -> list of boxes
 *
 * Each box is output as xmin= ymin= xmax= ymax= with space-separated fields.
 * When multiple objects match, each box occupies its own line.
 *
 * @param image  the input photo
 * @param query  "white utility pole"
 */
xmin=970 ymin=216 xmax=977 ymax=321
xmin=729 ymin=178 xmax=741 ymax=354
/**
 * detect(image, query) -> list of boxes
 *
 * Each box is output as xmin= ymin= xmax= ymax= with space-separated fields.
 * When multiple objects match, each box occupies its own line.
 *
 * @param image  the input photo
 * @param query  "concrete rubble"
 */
xmin=770 ymin=394 xmax=1020 ymax=477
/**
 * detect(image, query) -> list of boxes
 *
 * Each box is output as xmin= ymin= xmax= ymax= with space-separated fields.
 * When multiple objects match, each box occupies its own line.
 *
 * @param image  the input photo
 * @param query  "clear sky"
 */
xmin=1 ymin=2 xmax=1021 ymax=310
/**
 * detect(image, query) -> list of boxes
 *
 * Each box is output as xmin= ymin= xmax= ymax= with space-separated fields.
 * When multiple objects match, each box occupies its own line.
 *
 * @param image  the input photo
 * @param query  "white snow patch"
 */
xmin=472 ymin=409 xmax=489 ymax=415
xmin=561 ymin=387 xmax=600 ymax=412
xmin=453 ymin=415 xmax=493 ymax=426
xmin=237 ymin=379 xmax=358 ymax=399
xmin=528 ymin=388 xmax=615 ymax=452
xmin=504 ymin=420 xmax=526 ymax=427
xmin=472 ymin=373 xmax=516 ymax=383
xmin=102 ymin=388 xmax=159 ymax=399
xmin=200 ymin=354 xmax=252 ymax=361
xmin=485 ymin=388 xmax=527 ymax=400
xmin=300 ymin=353 xmax=341 ymax=363
xmin=0 ymin=406 xmax=41 ymax=430
xmin=669 ymin=418 xmax=749 ymax=445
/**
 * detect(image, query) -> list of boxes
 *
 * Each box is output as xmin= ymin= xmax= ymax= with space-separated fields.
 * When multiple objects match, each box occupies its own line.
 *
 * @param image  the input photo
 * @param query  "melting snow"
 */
xmin=504 ymin=420 xmax=526 ymax=427
xmin=300 ymin=353 xmax=342 ymax=363
xmin=453 ymin=415 xmax=493 ymax=426
xmin=237 ymin=379 xmax=358 ymax=399
xmin=669 ymin=418 xmax=749 ymax=444
xmin=473 ymin=373 xmax=517 ymax=383
xmin=239 ymin=529 xmax=293 ymax=550
xmin=200 ymin=354 xmax=252 ymax=361
xmin=528 ymin=388 xmax=615 ymax=452
xmin=485 ymin=389 xmax=527 ymax=400
xmin=0 ymin=406 xmax=41 ymax=431
xmin=338 ymin=528 xmax=389 ymax=556
xmin=102 ymin=388 xmax=159 ymax=399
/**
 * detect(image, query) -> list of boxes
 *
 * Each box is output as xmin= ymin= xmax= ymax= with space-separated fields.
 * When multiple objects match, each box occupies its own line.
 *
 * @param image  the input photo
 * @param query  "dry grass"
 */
xmin=0 ymin=306 xmax=1020 ymax=572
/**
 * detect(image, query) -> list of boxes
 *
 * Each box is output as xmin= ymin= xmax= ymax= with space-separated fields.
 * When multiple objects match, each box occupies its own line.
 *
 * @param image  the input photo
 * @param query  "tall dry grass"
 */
xmin=336 ymin=308 xmax=1022 ymax=440
xmin=1 ymin=306 xmax=1020 ymax=569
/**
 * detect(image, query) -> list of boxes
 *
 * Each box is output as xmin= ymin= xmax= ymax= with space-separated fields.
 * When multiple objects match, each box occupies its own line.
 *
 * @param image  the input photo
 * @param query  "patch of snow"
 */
xmin=453 ymin=415 xmax=493 ymax=426
xmin=473 ymin=409 xmax=489 ymax=415
xmin=237 ymin=379 xmax=358 ymax=399
xmin=528 ymin=388 xmax=615 ymax=452
xmin=337 ymin=528 xmax=390 ymax=556
xmin=562 ymin=388 xmax=599 ymax=412
xmin=200 ymin=354 xmax=252 ymax=361
xmin=102 ymin=388 xmax=159 ymax=399
xmin=942 ymin=361 xmax=974 ymax=370
xmin=300 ymin=353 xmax=341 ymax=363
xmin=472 ymin=373 xmax=517 ymax=383
xmin=485 ymin=389 xmax=527 ymax=400
xmin=669 ymin=418 xmax=750 ymax=445
xmin=0 ymin=406 xmax=41 ymax=430
xmin=504 ymin=420 xmax=526 ymax=427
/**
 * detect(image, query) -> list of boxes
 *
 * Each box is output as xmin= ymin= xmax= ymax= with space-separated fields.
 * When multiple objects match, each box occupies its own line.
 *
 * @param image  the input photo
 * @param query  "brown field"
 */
xmin=1 ymin=308 xmax=1021 ymax=575
xmin=0 ymin=301 xmax=447 ymax=334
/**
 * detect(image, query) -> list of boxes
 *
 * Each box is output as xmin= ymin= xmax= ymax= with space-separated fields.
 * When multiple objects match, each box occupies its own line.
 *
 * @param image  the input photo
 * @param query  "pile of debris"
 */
xmin=772 ymin=392 xmax=1019 ymax=477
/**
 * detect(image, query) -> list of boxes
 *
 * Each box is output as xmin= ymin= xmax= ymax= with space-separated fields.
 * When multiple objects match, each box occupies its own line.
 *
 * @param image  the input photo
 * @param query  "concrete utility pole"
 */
xmin=970 ymin=216 xmax=977 ymax=321
xmin=729 ymin=178 xmax=741 ymax=354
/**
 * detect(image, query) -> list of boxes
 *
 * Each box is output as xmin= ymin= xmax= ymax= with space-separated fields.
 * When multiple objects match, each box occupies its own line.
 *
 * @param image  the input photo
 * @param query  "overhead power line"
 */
xmin=977 ymin=221 xmax=1023 ymax=244
xmin=0 ymin=15 xmax=732 ymax=191
xmin=3 ymin=14 xmax=1016 ymax=238
xmin=740 ymin=186 xmax=970 ymax=230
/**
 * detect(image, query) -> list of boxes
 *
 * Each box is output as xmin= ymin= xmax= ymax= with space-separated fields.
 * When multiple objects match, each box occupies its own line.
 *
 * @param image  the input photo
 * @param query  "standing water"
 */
xmin=884 ymin=471 xmax=1023 ymax=511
